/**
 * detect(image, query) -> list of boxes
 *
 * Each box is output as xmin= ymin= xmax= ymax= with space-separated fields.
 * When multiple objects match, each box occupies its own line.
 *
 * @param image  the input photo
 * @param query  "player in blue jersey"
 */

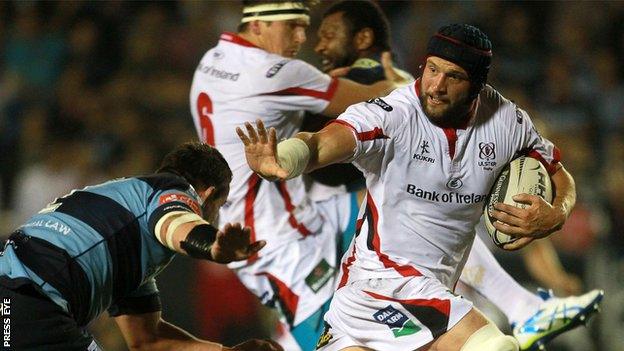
xmin=0 ymin=142 xmax=282 ymax=351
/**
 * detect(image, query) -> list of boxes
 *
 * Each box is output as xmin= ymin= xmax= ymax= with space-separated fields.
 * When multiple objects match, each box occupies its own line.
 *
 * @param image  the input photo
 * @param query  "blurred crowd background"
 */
xmin=0 ymin=1 xmax=622 ymax=350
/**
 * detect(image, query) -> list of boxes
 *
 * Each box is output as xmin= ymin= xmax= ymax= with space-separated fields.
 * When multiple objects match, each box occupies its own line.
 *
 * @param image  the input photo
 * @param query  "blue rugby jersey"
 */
xmin=0 ymin=173 xmax=203 ymax=325
xmin=346 ymin=54 xmax=386 ymax=84
xmin=346 ymin=53 xmax=413 ymax=85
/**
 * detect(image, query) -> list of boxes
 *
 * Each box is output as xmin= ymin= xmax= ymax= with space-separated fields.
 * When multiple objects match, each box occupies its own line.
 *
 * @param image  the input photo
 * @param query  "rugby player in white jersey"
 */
xmin=310 ymin=2 xmax=603 ymax=350
xmin=190 ymin=1 xmax=408 ymax=350
xmin=238 ymin=24 xmax=603 ymax=350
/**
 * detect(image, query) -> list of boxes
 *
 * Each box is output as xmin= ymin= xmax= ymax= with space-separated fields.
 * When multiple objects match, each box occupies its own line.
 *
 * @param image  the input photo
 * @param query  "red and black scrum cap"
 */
xmin=426 ymin=24 xmax=492 ymax=89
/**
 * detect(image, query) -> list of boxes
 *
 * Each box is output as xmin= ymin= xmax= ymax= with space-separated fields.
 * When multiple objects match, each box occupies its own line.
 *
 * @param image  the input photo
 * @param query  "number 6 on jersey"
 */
xmin=196 ymin=92 xmax=215 ymax=146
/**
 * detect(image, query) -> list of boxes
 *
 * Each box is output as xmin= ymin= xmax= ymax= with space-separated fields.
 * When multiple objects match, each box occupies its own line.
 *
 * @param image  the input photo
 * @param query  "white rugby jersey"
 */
xmin=335 ymin=81 xmax=560 ymax=289
xmin=190 ymin=33 xmax=338 ymax=263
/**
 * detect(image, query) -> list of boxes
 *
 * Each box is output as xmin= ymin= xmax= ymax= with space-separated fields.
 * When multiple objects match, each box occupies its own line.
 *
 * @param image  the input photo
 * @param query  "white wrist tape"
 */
xmin=155 ymin=211 xmax=206 ymax=250
xmin=277 ymin=138 xmax=310 ymax=179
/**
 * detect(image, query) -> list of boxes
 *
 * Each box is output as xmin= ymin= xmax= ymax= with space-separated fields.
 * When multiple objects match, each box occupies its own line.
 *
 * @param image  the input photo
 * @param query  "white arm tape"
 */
xmin=155 ymin=211 xmax=206 ymax=250
xmin=277 ymin=138 xmax=310 ymax=179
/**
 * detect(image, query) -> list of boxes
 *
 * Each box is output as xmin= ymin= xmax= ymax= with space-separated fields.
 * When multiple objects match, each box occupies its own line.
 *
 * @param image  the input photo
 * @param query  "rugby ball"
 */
xmin=483 ymin=156 xmax=553 ymax=248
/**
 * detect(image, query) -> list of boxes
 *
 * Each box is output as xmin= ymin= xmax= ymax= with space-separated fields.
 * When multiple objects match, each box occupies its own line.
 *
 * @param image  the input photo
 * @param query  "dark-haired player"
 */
xmin=0 ymin=142 xmax=282 ymax=351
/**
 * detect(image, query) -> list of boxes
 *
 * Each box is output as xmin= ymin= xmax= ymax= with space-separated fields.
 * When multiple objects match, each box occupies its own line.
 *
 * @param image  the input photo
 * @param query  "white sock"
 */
xmin=460 ymin=235 xmax=543 ymax=325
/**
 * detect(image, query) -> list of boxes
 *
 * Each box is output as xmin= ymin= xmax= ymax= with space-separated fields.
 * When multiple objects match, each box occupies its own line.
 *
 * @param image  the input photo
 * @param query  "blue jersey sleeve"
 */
xmin=346 ymin=66 xmax=385 ymax=85
xmin=146 ymin=189 xmax=203 ymax=240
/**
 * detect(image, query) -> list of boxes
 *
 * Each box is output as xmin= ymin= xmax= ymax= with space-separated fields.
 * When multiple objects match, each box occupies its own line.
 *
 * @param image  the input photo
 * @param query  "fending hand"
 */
xmin=210 ymin=222 xmax=265 ymax=263
xmin=236 ymin=120 xmax=289 ymax=180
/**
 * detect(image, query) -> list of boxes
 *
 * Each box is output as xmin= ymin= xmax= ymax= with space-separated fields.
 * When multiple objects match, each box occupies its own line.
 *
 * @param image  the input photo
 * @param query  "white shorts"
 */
xmin=234 ymin=192 xmax=358 ymax=327
xmin=318 ymin=275 xmax=473 ymax=351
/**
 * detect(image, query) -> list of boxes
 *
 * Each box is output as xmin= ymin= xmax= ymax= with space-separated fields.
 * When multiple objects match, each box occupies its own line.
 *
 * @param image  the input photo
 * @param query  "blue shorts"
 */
xmin=0 ymin=276 xmax=102 ymax=351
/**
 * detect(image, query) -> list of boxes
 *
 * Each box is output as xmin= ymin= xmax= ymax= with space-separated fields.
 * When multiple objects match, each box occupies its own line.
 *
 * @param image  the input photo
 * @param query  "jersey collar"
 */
xmin=350 ymin=52 xmax=383 ymax=69
xmin=220 ymin=32 xmax=260 ymax=48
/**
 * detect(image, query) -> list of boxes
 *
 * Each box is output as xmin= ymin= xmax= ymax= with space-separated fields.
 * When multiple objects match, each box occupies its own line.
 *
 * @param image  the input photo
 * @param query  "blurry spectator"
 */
xmin=123 ymin=4 xmax=172 ymax=75
xmin=535 ymin=54 xmax=593 ymax=133
xmin=592 ymin=49 xmax=624 ymax=140
xmin=0 ymin=96 xmax=23 ymax=219
xmin=603 ymin=163 xmax=624 ymax=257
xmin=66 ymin=17 xmax=119 ymax=87
xmin=1 ymin=4 xmax=65 ymax=217
xmin=4 ymin=5 xmax=66 ymax=99
xmin=492 ymin=7 xmax=540 ymax=91
xmin=13 ymin=136 xmax=92 ymax=225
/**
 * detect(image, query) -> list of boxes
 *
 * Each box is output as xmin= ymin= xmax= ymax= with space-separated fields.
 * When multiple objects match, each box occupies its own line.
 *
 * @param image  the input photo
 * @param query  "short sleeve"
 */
xmin=262 ymin=59 xmax=338 ymax=114
xmin=331 ymin=90 xmax=410 ymax=172
xmin=513 ymin=106 xmax=561 ymax=175
xmin=107 ymin=278 xmax=162 ymax=316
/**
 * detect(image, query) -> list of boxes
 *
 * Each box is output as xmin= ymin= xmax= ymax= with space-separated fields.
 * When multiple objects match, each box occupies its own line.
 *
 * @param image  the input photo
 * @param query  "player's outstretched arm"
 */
xmin=115 ymin=312 xmax=283 ymax=351
xmin=157 ymin=214 xmax=265 ymax=263
xmin=236 ymin=120 xmax=290 ymax=180
xmin=237 ymin=120 xmax=356 ymax=180
xmin=208 ymin=223 xmax=266 ymax=263
xmin=295 ymin=122 xmax=357 ymax=173
xmin=178 ymin=222 xmax=265 ymax=263
xmin=491 ymin=163 xmax=576 ymax=250
xmin=322 ymin=52 xmax=413 ymax=117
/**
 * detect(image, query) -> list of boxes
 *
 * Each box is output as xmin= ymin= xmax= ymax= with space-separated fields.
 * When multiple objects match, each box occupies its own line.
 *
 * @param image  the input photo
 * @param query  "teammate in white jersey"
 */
xmin=238 ymin=24 xmax=596 ymax=350
xmin=190 ymin=1 xmax=408 ymax=350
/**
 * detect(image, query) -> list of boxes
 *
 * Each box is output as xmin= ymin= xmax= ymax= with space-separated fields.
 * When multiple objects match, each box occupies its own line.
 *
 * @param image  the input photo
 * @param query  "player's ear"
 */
xmin=201 ymin=186 xmax=217 ymax=202
xmin=354 ymin=27 xmax=374 ymax=51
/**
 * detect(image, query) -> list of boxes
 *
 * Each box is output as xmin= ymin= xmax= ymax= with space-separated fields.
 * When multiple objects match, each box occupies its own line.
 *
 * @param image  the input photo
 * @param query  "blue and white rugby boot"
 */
xmin=512 ymin=288 xmax=604 ymax=351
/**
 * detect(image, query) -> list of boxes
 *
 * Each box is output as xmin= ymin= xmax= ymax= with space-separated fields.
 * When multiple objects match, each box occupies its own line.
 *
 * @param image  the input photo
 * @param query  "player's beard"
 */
xmin=321 ymin=42 xmax=358 ymax=72
xmin=418 ymin=90 xmax=474 ymax=129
